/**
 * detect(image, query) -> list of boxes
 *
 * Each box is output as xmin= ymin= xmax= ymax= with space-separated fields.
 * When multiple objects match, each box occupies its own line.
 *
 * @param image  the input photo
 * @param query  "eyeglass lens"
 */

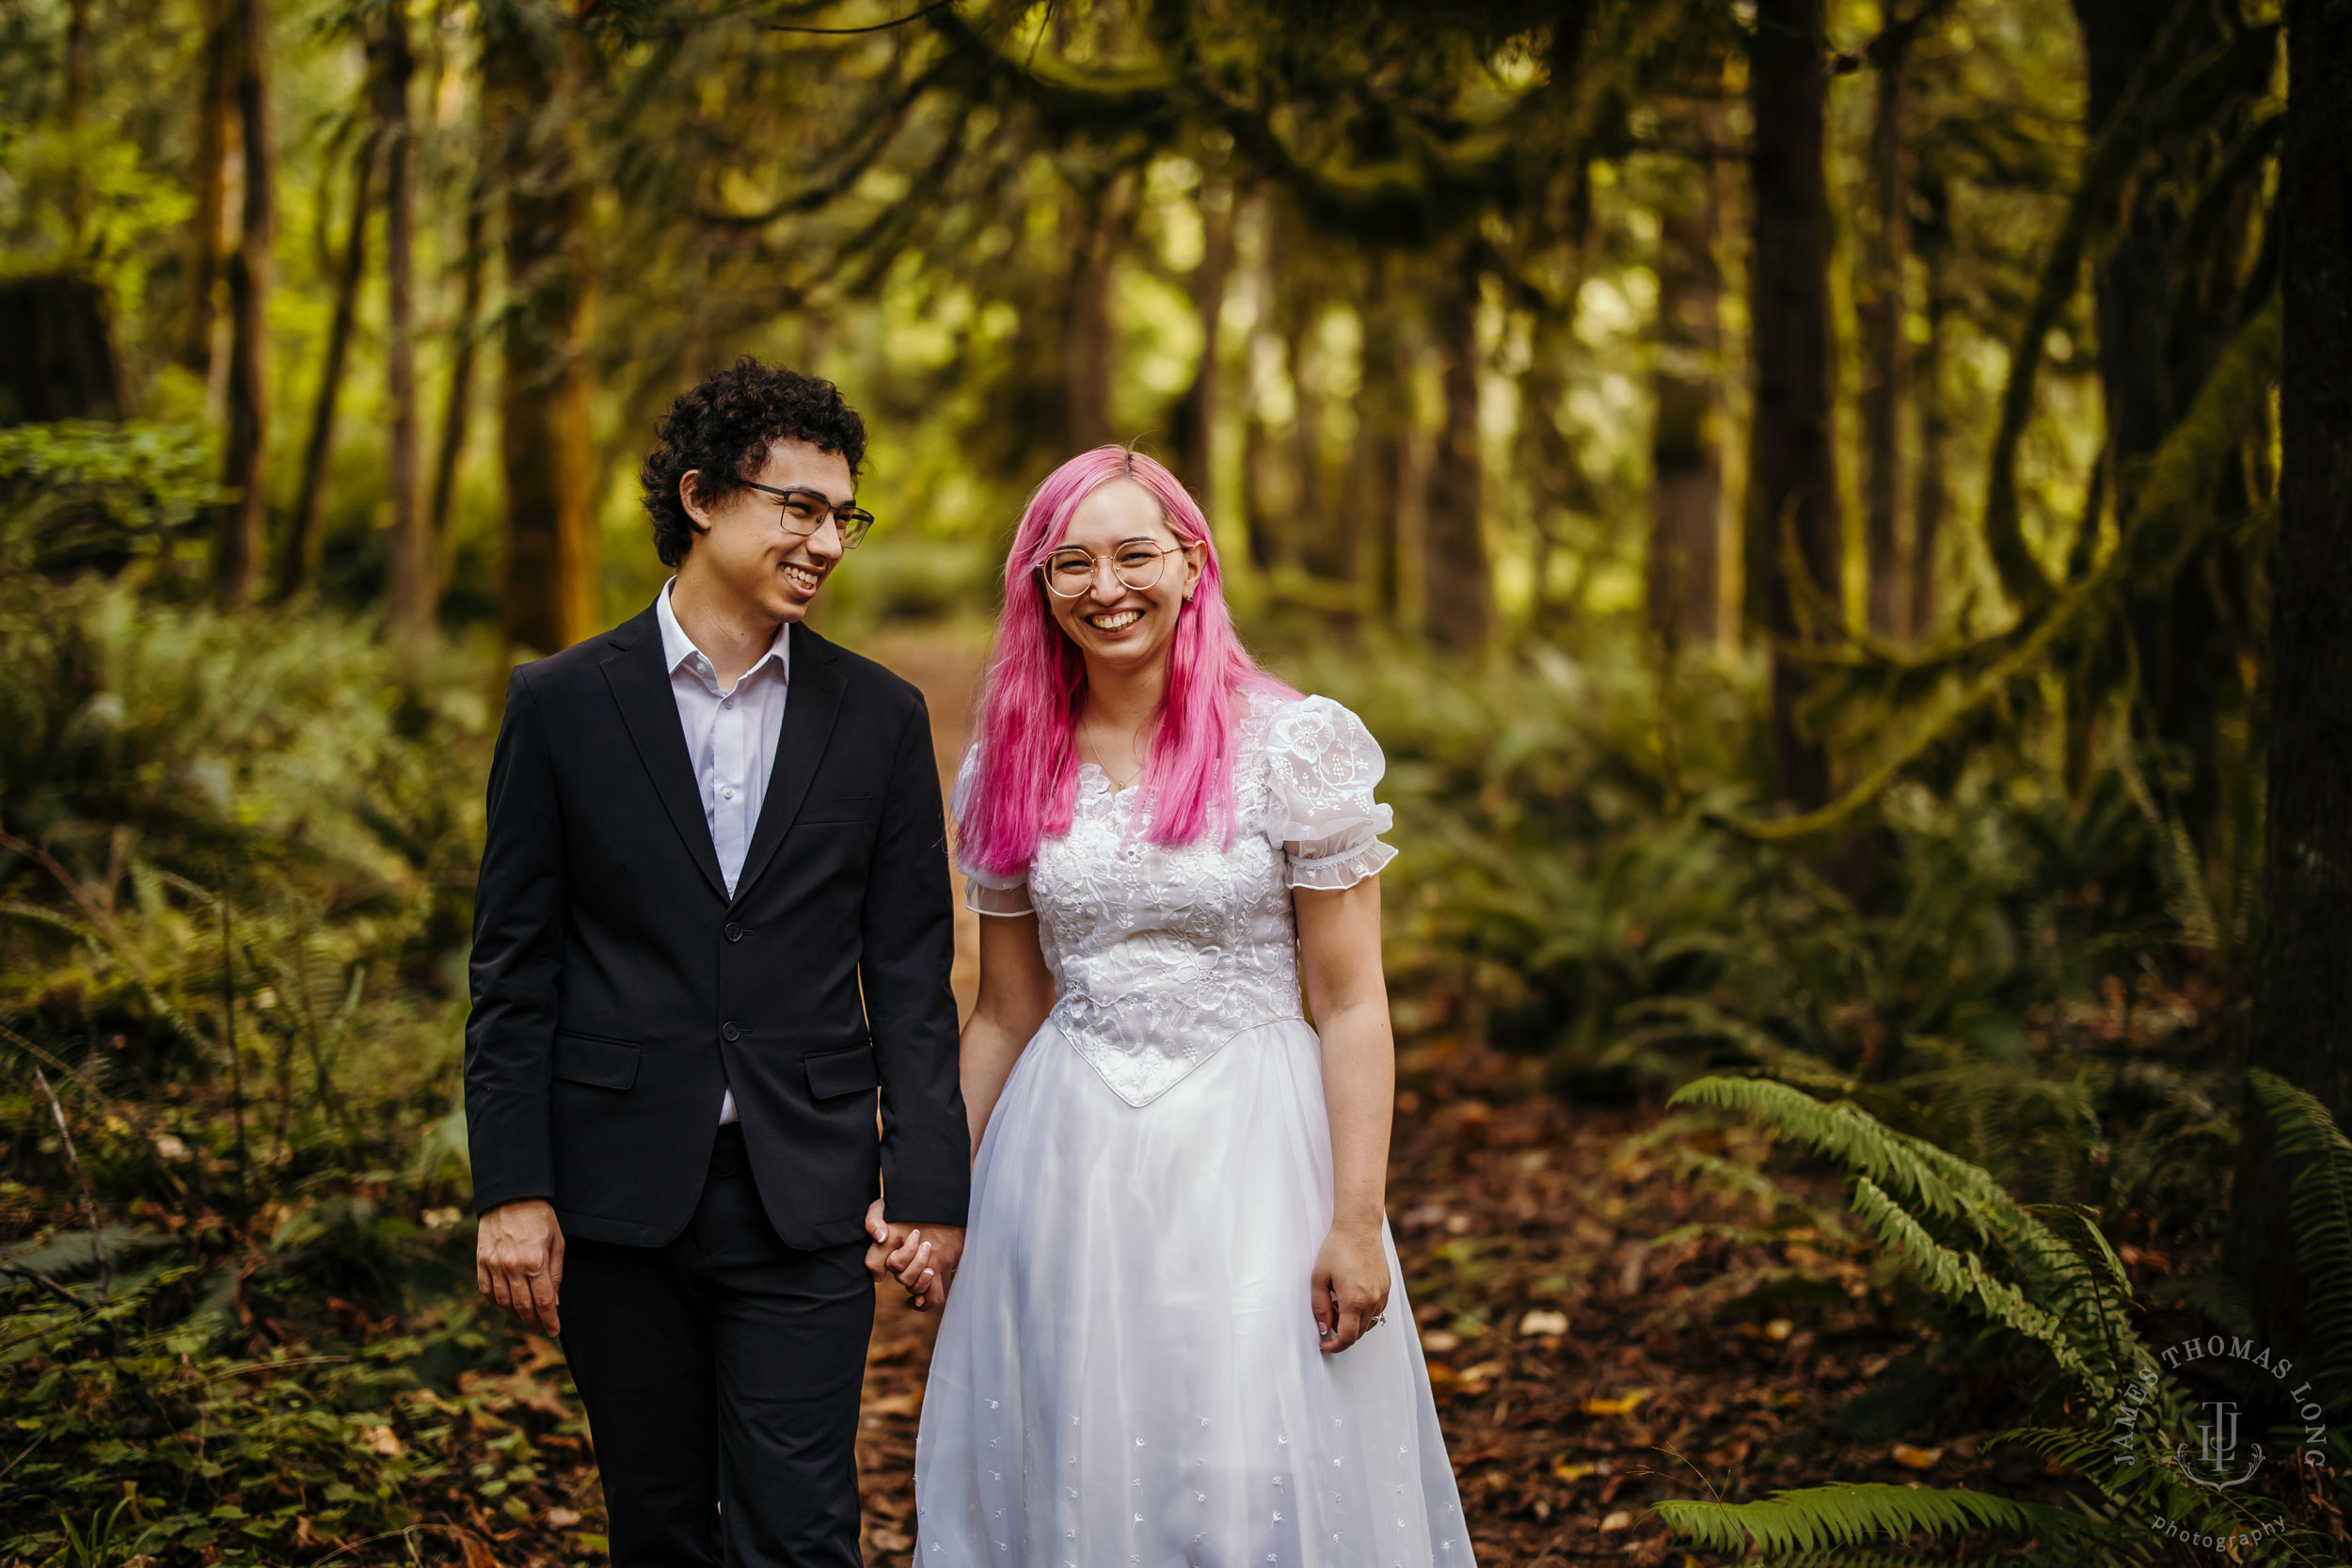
xmin=772 ymin=490 xmax=873 ymax=548
xmin=1044 ymin=544 xmax=1171 ymax=595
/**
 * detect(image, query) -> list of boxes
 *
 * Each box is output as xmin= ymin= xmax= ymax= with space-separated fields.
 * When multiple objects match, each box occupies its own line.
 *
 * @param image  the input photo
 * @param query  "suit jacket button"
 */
xmin=722 ymin=1022 xmax=741 ymax=1041
xmin=724 ymin=923 xmax=743 ymax=942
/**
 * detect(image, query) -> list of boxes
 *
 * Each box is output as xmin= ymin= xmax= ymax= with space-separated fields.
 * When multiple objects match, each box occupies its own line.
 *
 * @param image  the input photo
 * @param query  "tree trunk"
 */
xmin=1649 ymin=178 xmax=1724 ymax=648
xmin=183 ymin=0 xmax=234 ymax=373
xmin=1861 ymin=15 xmax=1915 ymax=639
xmin=1350 ymin=283 xmax=1405 ymax=624
xmin=375 ymin=8 xmax=428 ymax=642
xmin=1422 ymin=265 xmax=1490 ymax=653
xmin=1743 ymin=0 xmax=1843 ymax=808
xmin=1063 ymin=170 xmax=1133 ymax=454
xmin=2233 ymin=0 xmax=2352 ymax=1351
xmin=63 ymin=0 xmax=91 ymax=243
xmin=1907 ymin=169 xmax=1949 ymax=639
xmin=277 ymin=130 xmax=375 ymax=600
xmin=2074 ymin=0 xmax=2243 ymax=866
xmin=1169 ymin=177 xmax=1234 ymax=504
xmin=213 ymin=0 xmax=273 ymax=610
xmin=428 ymin=177 xmax=488 ymax=568
xmin=483 ymin=3 xmax=598 ymax=656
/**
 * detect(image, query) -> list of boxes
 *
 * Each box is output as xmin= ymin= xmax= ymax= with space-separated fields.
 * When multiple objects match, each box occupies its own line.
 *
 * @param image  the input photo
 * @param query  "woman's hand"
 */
xmin=1311 ymin=1221 xmax=1391 ymax=1353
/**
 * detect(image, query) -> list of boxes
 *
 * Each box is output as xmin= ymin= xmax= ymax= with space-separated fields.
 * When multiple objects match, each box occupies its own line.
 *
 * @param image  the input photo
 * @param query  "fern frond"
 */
xmin=1652 ymin=1481 xmax=2090 ymax=1554
xmin=2247 ymin=1068 xmax=2352 ymax=1402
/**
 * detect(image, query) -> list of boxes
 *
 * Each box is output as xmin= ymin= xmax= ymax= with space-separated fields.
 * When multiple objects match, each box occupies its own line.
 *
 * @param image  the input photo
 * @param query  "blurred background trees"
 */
xmin=4 ymin=0 xmax=2345 ymax=1562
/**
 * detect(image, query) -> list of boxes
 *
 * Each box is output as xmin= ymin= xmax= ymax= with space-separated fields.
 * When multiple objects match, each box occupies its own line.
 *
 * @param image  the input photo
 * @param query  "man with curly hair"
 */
xmin=465 ymin=358 xmax=968 ymax=1568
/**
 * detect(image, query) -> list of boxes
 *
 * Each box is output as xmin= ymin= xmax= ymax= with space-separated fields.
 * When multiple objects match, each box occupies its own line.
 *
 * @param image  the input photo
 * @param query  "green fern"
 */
xmin=1652 ymin=1481 xmax=2096 ymax=1555
xmin=2246 ymin=1068 xmax=2352 ymax=1411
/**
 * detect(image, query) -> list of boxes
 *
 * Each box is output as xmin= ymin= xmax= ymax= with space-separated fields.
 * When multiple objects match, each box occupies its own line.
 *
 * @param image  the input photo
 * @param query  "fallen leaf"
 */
xmin=459 ymin=1531 xmax=500 ymax=1568
xmin=867 ymin=1391 xmax=923 ymax=1418
xmin=1455 ymin=1360 xmax=1505 ymax=1392
xmin=1549 ymin=1459 xmax=1597 ymax=1481
xmin=1421 ymin=1329 xmax=1462 ymax=1354
xmin=544 ymin=1508 xmax=582 ymax=1528
xmin=1599 ymin=1510 xmax=1633 ymax=1531
xmin=1764 ymin=1319 xmax=1794 ymax=1341
xmin=363 ymin=1425 xmax=404 ymax=1456
xmin=1518 ymin=1309 xmax=1569 ymax=1338
xmin=1581 ymin=1389 xmax=1650 ymax=1418
xmin=1891 ymin=1443 xmax=1943 ymax=1470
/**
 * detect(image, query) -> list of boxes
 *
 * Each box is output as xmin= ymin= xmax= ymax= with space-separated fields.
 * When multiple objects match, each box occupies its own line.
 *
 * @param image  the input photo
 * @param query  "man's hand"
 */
xmin=478 ymin=1199 xmax=565 ymax=1335
xmin=1311 ymin=1221 xmax=1390 ymax=1354
xmin=864 ymin=1199 xmax=964 ymax=1312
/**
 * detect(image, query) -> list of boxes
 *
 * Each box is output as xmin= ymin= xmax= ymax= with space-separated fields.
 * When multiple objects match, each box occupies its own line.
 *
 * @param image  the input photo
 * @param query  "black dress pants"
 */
xmin=561 ymin=1124 xmax=874 ymax=1568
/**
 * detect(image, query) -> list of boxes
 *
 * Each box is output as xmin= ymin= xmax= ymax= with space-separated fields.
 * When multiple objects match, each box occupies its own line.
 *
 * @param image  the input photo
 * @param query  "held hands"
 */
xmin=1311 ymin=1221 xmax=1390 ymax=1354
xmin=865 ymin=1198 xmax=964 ymax=1312
xmin=477 ymin=1199 xmax=565 ymax=1336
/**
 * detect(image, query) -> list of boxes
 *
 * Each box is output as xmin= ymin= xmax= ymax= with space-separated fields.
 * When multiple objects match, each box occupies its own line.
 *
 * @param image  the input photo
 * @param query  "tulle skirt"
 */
xmin=913 ymin=1019 xmax=1472 ymax=1568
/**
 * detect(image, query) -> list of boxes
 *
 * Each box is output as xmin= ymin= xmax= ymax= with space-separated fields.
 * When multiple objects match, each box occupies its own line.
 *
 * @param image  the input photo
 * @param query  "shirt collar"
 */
xmin=657 ymin=579 xmax=790 ymax=688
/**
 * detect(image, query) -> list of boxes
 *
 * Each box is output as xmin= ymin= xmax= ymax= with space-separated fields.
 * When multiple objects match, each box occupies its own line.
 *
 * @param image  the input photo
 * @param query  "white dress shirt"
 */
xmin=655 ymin=579 xmax=790 ymax=1124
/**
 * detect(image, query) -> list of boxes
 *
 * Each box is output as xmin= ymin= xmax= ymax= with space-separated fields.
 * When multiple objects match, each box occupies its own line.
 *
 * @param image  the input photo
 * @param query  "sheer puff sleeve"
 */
xmin=950 ymin=745 xmax=1034 ymax=917
xmin=1263 ymin=695 xmax=1398 ymax=892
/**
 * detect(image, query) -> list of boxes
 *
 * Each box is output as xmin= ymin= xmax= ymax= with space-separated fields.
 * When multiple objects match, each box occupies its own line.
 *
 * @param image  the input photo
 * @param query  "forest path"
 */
xmin=831 ymin=633 xmax=2020 ymax=1568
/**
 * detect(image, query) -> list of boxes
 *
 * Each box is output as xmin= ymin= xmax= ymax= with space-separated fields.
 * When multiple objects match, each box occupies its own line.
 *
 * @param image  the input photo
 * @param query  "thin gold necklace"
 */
xmin=1083 ymin=721 xmax=1144 ymax=793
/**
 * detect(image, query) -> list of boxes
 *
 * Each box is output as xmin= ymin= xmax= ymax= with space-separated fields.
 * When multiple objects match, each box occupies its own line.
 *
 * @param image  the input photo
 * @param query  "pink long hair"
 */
xmin=958 ymin=447 xmax=1293 ymax=877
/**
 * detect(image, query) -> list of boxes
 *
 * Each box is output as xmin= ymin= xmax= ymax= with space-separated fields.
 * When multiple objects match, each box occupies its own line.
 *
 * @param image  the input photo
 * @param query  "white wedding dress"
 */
xmin=914 ymin=689 xmax=1472 ymax=1568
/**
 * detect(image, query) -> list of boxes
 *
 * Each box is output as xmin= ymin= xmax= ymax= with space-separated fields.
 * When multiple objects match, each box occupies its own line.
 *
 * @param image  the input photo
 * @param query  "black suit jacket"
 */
xmin=463 ymin=605 xmax=969 ymax=1249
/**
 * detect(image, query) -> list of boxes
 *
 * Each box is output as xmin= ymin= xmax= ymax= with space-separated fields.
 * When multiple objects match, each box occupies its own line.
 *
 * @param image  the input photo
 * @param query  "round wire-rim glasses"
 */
xmin=1039 ymin=539 xmax=1191 ymax=598
xmin=743 ymin=480 xmax=875 ymax=549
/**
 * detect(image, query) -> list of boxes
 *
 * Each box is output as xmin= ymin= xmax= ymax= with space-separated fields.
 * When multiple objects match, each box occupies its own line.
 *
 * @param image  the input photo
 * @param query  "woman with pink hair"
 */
xmin=899 ymin=447 xmax=1470 ymax=1565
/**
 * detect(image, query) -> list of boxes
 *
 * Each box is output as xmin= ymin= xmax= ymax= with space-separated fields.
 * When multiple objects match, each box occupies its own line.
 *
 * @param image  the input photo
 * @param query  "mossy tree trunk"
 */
xmin=183 ymin=0 xmax=233 ymax=375
xmin=2233 ymin=0 xmax=2352 ymax=1351
xmin=376 ymin=6 xmax=428 ymax=643
xmin=1422 ymin=256 xmax=1489 ymax=653
xmin=484 ymin=1 xmax=599 ymax=655
xmin=1743 ymin=0 xmax=1843 ymax=807
xmin=1650 ymin=170 xmax=1724 ymax=649
xmin=213 ymin=0 xmax=273 ymax=609
xmin=277 ymin=124 xmax=375 ymax=600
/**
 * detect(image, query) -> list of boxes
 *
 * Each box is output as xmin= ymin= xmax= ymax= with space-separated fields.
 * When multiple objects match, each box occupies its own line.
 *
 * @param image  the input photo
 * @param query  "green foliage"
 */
xmin=0 ymin=420 xmax=222 ymax=578
xmin=2246 ymin=1069 xmax=2352 ymax=1424
xmin=1652 ymin=1481 xmax=2096 ymax=1557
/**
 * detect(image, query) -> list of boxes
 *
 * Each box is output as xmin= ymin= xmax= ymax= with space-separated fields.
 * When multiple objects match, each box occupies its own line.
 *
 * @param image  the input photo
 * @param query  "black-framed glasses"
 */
xmin=1039 ymin=539 xmax=1190 ymax=597
xmin=743 ymin=481 xmax=875 ymax=549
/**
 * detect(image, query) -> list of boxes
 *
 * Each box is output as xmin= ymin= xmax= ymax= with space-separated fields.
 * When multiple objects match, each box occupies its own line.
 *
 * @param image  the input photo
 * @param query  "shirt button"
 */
xmin=722 ymin=1022 xmax=741 ymax=1042
xmin=721 ymin=785 xmax=736 ymax=800
xmin=723 ymin=697 xmax=734 ymax=708
xmin=724 ymin=923 xmax=743 ymax=942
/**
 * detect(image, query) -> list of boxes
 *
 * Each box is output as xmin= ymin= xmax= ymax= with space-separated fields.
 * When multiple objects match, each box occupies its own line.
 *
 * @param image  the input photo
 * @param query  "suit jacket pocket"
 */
xmin=805 ymin=1042 xmax=881 ymax=1099
xmin=553 ymin=1032 xmax=641 ymax=1090
xmin=797 ymin=794 xmax=879 ymax=826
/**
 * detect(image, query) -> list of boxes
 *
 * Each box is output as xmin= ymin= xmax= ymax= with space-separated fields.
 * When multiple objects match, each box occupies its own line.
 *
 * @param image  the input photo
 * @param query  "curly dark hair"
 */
xmin=639 ymin=357 xmax=868 ymax=566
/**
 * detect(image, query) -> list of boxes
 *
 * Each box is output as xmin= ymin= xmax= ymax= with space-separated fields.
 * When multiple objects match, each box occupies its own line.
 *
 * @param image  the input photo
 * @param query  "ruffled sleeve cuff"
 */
xmin=1264 ymin=694 xmax=1399 ymax=892
xmin=1284 ymin=835 xmax=1398 ymax=892
xmin=961 ymin=870 xmax=1035 ymax=917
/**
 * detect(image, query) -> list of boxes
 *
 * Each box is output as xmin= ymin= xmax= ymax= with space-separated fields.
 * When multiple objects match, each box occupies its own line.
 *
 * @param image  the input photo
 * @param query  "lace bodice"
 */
xmin=953 ymin=690 xmax=1396 ymax=1107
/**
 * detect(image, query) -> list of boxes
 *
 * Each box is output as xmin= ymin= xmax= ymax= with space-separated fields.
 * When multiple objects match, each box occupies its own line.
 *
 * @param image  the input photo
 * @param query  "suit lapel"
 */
xmin=601 ymin=608 xmax=729 ymax=903
xmin=732 ymin=622 xmax=844 ymax=906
